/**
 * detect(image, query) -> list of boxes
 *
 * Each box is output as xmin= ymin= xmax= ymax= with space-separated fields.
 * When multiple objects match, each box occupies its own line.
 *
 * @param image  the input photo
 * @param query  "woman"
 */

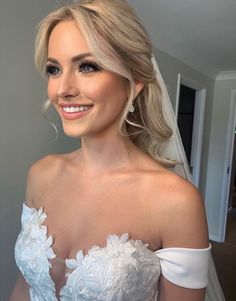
xmin=10 ymin=0 xmax=212 ymax=300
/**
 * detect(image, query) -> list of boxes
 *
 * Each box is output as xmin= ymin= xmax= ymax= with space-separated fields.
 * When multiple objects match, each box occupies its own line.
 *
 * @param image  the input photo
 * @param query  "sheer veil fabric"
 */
xmin=152 ymin=57 xmax=225 ymax=301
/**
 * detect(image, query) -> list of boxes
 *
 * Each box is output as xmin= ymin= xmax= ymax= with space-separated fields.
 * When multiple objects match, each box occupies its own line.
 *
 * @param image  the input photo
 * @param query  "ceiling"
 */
xmin=128 ymin=0 xmax=236 ymax=78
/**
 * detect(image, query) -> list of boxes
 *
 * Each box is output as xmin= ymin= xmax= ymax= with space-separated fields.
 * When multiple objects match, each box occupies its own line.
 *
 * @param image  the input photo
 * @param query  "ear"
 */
xmin=134 ymin=81 xmax=144 ymax=98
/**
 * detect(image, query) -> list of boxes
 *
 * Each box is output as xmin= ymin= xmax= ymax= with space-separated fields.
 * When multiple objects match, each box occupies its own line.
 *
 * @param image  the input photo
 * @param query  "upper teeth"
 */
xmin=63 ymin=105 xmax=92 ymax=113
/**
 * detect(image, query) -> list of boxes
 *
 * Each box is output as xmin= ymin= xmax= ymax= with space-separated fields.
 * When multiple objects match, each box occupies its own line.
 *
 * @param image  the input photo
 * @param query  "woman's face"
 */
xmin=47 ymin=19 xmax=130 ymax=139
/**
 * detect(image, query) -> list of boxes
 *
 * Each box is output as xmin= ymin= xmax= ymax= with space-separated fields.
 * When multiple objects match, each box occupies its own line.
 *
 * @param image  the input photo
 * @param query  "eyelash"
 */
xmin=46 ymin=61 xmax=101 ymax=77
xmin=79 ymin=61 xmax=101 ymax=73
xmin=46 ymin=65 xmax=61 ymax=77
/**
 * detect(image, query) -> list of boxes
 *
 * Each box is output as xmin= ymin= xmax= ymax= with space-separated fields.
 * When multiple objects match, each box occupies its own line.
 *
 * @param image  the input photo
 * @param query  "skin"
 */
xmin=9 ymin=20 xmax=209 ymax=301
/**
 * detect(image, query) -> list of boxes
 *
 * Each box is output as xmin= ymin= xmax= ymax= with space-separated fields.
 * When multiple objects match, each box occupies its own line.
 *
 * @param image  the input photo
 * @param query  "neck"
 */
xmin=76 ymin=129 xmax=140 ymax=175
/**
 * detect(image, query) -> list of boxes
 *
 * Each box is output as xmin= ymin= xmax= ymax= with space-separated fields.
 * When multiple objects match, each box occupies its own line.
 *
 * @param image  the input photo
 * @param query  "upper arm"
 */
xmin=158 ymin=276 xmax=206 ymax=301
xmin=8 ymin=273 xmax=30 ymax=301
xmin=158 ymin=175 xmax=209 ymax=249
xmin=11 ymin=155 xmax=59 ymax=300
xmin=156 ymin=174 xmax=209 ymax=301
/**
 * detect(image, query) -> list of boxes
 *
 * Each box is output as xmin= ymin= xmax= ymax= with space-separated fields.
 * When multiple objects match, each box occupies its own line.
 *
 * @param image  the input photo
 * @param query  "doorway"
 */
xmin=227 ymin=132 xmax=236 ymax=210
xmin=177 ymin=85 xmax=196 ymax=168
xmin=221 ymin=90 xmax=236 ymax=242
xmin=175 ymin=73 xmax=206 ymax=187
xmin=225 ymin=133 xmax=236 ymax=243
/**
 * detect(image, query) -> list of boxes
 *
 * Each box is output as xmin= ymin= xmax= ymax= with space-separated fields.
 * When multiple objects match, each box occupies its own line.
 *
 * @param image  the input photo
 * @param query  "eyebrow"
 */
xmin=46 ymin=52 xmax=93 ymax=64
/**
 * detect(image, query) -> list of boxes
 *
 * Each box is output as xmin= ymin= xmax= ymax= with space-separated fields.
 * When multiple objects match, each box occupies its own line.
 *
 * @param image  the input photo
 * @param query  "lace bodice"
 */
xmin=15 ymin=203 xmax=211 ymax=301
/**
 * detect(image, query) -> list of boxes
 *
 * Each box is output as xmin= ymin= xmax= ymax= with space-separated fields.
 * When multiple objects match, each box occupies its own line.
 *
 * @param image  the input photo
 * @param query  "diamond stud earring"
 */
xmin=129 ymin=105 xmax=135 ymax=113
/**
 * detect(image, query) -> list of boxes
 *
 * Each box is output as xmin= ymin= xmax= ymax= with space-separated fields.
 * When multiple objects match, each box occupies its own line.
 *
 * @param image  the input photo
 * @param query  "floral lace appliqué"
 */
xmin=61 ymin=233 xmax=161 ymax=301
xmin=15 ymin=204 xmax=161 ymax=301
xmin=15 ymin=205 xmax=57 ymax=301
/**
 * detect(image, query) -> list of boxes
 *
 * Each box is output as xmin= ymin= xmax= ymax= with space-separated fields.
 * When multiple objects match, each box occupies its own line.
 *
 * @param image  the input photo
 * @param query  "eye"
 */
xmin=46 ymin=65 xmax=61 ymax=77
xmin=79 ymin=61 xmax=101 ymax=73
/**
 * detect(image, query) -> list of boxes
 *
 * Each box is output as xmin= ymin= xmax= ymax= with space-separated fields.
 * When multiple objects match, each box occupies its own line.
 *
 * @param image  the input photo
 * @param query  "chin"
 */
xmin=62 ymin=125 xmax=83 ymax=139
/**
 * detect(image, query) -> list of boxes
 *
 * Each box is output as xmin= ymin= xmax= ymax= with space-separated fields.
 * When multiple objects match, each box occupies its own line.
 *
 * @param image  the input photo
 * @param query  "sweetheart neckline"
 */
xmin=17 ymin=202 xmax=212 ymax=299
xmin=21 ymin=202 xmax=164 ymax=298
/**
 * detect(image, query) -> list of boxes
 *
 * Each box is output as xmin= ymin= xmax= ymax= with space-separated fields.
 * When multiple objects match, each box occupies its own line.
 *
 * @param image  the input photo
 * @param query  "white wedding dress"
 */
xmin=15 ymin=203 xmax=211 ymax=301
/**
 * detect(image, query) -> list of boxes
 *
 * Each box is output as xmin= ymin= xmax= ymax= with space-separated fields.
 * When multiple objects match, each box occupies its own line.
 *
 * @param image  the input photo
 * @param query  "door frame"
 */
xmin=220 ymin=89 xmax=236 ymax=242
xmin=175 ymin=73 xmax=206 ymax=187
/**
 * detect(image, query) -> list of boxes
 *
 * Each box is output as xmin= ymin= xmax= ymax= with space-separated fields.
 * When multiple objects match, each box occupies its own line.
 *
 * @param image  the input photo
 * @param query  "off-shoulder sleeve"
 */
xmin=155 ymin=244 xmax=211 ymax=289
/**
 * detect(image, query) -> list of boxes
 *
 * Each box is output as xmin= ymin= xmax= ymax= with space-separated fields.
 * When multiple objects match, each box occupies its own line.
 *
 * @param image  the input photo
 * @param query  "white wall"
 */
xmin=205 ymin=77 xmax=236 ymax=241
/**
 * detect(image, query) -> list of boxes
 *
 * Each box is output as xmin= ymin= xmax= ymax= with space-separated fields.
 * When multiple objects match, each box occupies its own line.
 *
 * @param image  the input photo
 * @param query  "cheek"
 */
xmin=84 ymin=78 xmax=128 ymax=105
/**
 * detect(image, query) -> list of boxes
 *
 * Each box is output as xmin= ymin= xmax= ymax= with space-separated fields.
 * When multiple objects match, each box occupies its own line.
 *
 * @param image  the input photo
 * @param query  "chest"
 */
xmin=43 ymin=183 xmax=158 ymax=258
xmin=34 ymin=174 xmax=162 ymax=294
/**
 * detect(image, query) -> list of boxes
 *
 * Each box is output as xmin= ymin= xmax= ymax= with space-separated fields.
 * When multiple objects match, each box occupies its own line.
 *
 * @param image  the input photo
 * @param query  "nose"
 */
xmin=57 ymin=72 xmax=80 ymax=99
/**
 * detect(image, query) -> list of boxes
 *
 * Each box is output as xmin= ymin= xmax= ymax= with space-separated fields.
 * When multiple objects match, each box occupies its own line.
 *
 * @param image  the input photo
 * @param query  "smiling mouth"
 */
xmin=62 ymin=105 xmax=94 ymax=113
xmin=60 ymin=104 xmax=94 ymax=120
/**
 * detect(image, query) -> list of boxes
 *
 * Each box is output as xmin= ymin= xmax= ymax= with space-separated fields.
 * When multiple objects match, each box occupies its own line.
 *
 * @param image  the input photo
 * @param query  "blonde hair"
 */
xmin=35 ymin=0 xmax=174 ymax=167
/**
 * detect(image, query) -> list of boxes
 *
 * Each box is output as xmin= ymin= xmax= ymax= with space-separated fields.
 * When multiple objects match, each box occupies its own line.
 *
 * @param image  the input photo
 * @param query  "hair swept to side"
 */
xmin=35 ymin=0 xmax=175 ymax=167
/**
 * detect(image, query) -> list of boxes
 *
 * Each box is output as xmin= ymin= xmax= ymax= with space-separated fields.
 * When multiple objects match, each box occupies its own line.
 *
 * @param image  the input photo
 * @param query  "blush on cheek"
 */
xmin=84 ymin=74 xmax=126 ymax=100
xmin=82 ymin=81 xmax=104 ymax=98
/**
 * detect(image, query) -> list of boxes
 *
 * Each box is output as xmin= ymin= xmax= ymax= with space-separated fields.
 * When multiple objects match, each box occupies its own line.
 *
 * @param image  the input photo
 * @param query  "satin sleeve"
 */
xmin=155 ymin=244 xmax=211 ymax=289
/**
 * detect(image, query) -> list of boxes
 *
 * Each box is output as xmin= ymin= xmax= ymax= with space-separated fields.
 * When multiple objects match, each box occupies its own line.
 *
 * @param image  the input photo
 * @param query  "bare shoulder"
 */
xmin=154 ymin=168 xmax=202 ymax=203
xmin=25 ymin=153 xmax=71 ymax=208
xmin=148 ymin=169 xmax=209 ymax=249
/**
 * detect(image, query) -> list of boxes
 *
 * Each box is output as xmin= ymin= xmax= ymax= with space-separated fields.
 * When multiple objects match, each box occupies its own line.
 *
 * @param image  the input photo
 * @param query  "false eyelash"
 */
xmin=79 ymin=60 xmax=102 ymax=72
xmin=46 ymin=65 xmax=61 ymax=76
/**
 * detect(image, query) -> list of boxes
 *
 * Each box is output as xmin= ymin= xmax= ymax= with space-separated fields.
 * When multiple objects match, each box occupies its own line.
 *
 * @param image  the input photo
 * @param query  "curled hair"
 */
xmin=35 ymin=0 xmax=174 ymax=167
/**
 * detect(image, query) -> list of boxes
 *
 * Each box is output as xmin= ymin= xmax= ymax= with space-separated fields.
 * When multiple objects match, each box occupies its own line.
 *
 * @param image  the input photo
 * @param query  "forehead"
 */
xmin=48 ymin=20 xmax=89 ymax=57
